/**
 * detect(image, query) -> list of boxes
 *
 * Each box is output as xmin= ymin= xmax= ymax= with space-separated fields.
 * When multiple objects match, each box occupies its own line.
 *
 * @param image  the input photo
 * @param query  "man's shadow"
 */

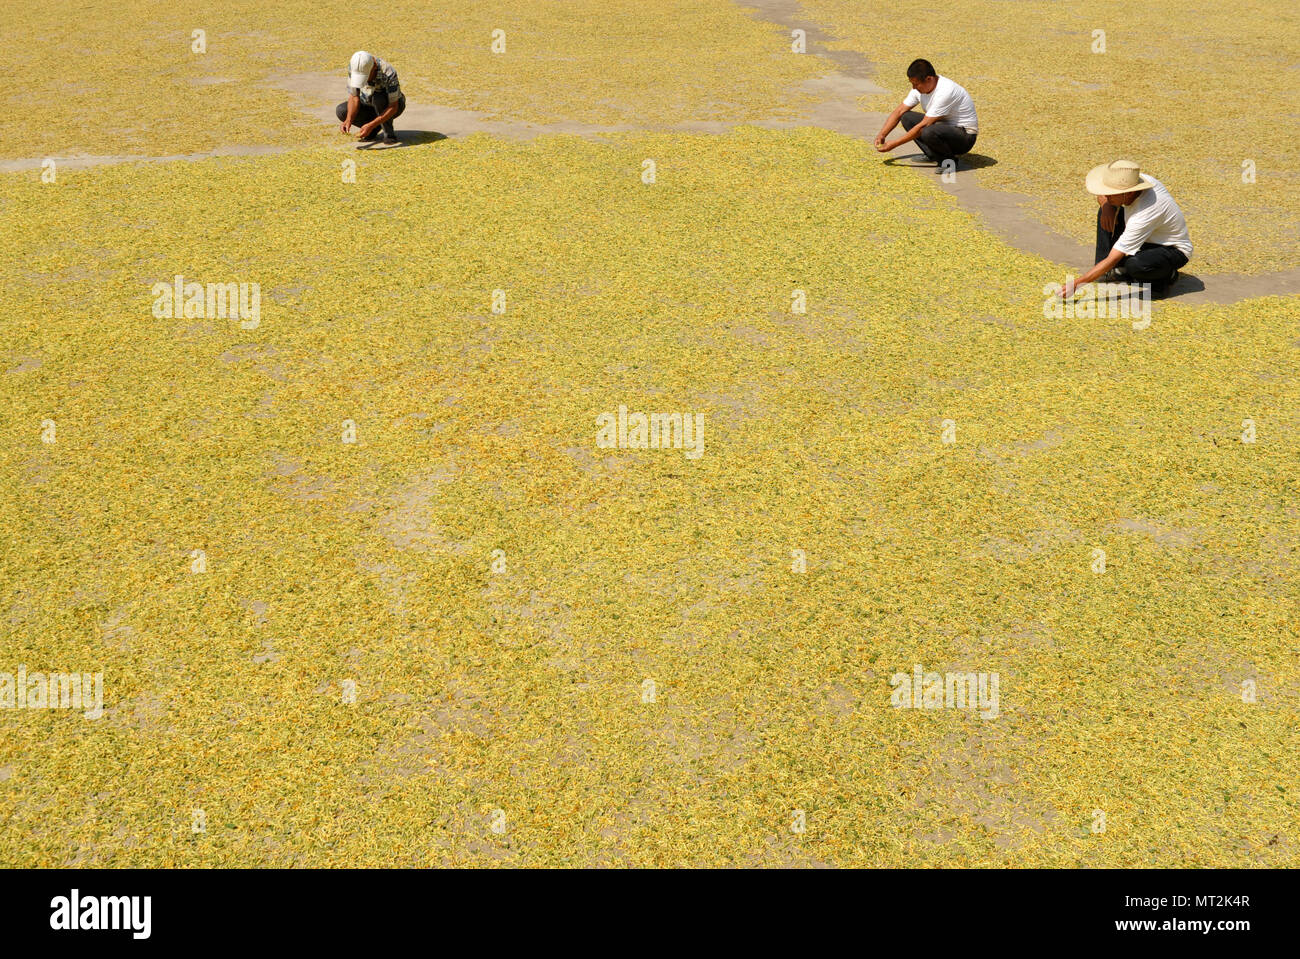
xmin=357 ymin=130 xmax=448 ymax=150
xmin=1161 ymin=273 xmax=1206 ymax=300
xmin=884 ymin=152 xmax=998 ymax=171
xmin=1082 ymin=272 xmax=1208 ymax=302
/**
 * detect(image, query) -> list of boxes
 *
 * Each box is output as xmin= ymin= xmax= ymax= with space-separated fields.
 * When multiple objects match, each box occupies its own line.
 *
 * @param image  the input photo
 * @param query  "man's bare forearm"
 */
xmin=876 ymin=105 xmax=906 ymax=140
xmin=1078 ymin=248 xmax=1125 ymax=286
xmin=892 ymin=124 xmax=922 ymax=146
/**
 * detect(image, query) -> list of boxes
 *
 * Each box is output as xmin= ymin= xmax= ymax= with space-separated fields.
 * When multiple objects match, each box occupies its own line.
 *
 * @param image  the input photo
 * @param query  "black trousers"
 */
xmin=336 ymin=91 xmax=406 ymax=136
xmin=900 ymin=111 xmax=977 ymax=163
xmin=1096 ymin=205 xmax=1188 ymax=286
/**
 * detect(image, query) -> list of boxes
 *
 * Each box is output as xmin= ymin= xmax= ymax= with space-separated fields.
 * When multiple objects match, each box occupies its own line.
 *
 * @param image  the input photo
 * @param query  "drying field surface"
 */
xmin=812 ymin=0 xmax=1300 ymax=275
xmin=0 ymin=1 xmax=1295 ymax=867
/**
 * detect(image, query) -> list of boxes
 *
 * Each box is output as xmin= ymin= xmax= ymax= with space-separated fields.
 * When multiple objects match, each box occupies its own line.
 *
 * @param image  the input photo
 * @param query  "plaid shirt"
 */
xmin=348 ymin=57 xmax=401 ymax=106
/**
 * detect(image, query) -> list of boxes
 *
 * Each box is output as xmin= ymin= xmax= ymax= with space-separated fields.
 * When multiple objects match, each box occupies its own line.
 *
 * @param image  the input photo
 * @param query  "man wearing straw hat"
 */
xmin=1059 ymin=159 xmax=1191 ymax=299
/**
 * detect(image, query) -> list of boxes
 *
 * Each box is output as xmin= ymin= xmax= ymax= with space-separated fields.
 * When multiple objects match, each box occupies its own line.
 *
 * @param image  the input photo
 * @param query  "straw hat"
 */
xmin=1085 ymin=159 xmax=1156 ymax=196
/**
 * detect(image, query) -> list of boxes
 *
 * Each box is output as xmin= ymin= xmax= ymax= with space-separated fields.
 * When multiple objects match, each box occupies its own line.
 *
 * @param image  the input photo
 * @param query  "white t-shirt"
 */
xmin=903 ymin=76 xmax=978 ymax=131
xmin=1115 ymin=176 xmax=1192 ymax=258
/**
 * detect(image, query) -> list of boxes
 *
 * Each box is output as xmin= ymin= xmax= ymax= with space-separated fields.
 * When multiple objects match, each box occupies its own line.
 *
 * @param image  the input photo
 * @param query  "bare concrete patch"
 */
xmin=955 ymin=620 xmax=1057 ymax=656
xmin=265 ymin=451 xmax=339 ymax=502
xmin=977 ymin=526 xmax=1085 ymax=563
xmin=563 ymin=444 xmax=633 ymax=477
xmin=485 ymin=587 xmax=575 ymax=649
xmin=374 ymin=463 xmax=470 ymax=553
xmin=757 ymin=73 xmax=889 ymax=139
xmin=0 ymin=143 xmax=287 ymax=174
xmin=240 ymin=598 xmax=270 ymax=626
xmin=6 ymin=355 xmax=42 ymax=374
xmin=1113 ymin=517 xmax=1201 ymax=549
xmin=820 ymin=682 xmax=858 ymax=717
xmin=978 ymin=429 xmax=1066 ymax=465
xmin=737 ymin=0 xmax=884 ymax=84
xmin=354 ymin=556 xmax=421 ymax=619
xmin=104 ymin=691 xmax=171 ymax=734
xmin=696 ymin=386 xmax=764 ymax=428
xmin=729 ymin=324 xmax=771 ymax=347
xmin=100 ymin=605 xmax=136 ymax=650
xmin=905 ymin=725 xmax=1066 ymax=853
xmin=220 ymin=343 xmax=289 ymax=382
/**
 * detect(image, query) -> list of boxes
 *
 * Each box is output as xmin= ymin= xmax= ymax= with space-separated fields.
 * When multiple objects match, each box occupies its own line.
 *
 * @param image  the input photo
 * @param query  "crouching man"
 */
xmin=875 ymin=59 xmax=979 ymax=170
xmin=1061 ymin=159 xmax=1191 ymax=299
xmin=336 ymin=51 xmax=406 ymax=145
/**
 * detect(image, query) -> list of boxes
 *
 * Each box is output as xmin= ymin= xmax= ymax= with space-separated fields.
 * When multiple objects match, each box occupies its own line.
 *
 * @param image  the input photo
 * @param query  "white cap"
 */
xmin=349 ymin=51 xmax=375 ymax=91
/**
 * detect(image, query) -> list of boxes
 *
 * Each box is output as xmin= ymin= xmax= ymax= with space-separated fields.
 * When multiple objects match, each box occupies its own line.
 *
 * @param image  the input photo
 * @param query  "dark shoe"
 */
xmin=1150 ymin=270 xmax=1181 ymax=299
xmin=357 ymin=129 xmax=380 ymax=142
xmin=358 ymin=128 xmax=402 ymax=150
xmin=368 ymin=129 xmax=401 ymax=149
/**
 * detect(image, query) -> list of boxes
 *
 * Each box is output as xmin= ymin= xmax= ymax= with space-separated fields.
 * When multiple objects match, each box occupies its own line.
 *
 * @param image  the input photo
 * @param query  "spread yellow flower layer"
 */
xmin=0 ymin=128 xmax=1295 ymax=866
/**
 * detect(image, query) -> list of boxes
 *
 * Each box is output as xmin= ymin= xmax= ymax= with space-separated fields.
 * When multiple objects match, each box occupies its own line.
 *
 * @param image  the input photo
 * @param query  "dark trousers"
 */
xmin=336 ymin=91 xmax=406 ymax=137
xmin=900 ymin=111 xmax=977 ymax=163
xmin=1096 ymin=205 xmax=1188 ymax=286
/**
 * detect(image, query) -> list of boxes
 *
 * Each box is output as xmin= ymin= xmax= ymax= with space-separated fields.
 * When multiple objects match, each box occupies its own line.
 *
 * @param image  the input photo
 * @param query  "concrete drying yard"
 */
xmin=1 ymin=0 xmax=1295 ymax=867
